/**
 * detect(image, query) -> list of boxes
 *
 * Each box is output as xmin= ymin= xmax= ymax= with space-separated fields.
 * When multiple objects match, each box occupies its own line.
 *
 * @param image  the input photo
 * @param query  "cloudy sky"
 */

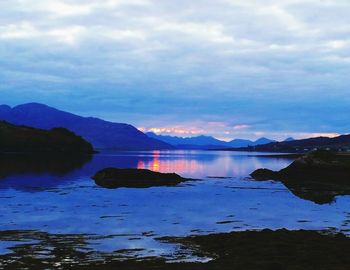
xmin=1 ymin=0 xmax=350 ymax=140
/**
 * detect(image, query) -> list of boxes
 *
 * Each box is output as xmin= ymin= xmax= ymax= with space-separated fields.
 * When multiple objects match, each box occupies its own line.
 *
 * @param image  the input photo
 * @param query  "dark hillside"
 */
xmin=0 ymin=121 xmax=93 ymax=154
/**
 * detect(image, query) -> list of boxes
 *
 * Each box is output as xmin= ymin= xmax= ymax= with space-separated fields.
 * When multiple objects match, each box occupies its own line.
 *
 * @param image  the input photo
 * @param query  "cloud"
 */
xmin=233 ymin=125 xmax=250 ymax=130
xmin=0 ymin=22 xmax=86 ymax=45
xmin=9 ymin=0 xmax=152 ymax=18
xmin=0 ymin=0 xmax=350 ymax=139
xmin=139 ymin=127 xmax=204 ymax=135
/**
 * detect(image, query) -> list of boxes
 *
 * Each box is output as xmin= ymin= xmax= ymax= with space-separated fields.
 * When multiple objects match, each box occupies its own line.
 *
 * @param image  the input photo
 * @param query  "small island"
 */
xmin=92 ymin=168 xmax=193 ymax=188
xmin=250 ymin=150 xmax=350 ymax=204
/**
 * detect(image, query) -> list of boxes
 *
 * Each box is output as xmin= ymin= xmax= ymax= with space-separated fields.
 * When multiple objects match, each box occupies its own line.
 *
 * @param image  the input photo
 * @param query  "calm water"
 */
xmin=1 ymin=150 xmax=350 ymax=257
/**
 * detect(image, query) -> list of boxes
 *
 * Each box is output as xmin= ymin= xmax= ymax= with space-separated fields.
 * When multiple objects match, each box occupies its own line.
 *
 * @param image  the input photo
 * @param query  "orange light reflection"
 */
xmin=137 ymin=151 xmax=201 ymax=175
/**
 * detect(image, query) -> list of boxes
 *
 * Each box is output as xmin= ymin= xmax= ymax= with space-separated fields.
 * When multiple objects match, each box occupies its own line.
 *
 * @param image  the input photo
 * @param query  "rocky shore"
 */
xmin=1 ymin=229 xmax=350 ymax=270
xmin=250 ymin=150 xmax=350 ymax=203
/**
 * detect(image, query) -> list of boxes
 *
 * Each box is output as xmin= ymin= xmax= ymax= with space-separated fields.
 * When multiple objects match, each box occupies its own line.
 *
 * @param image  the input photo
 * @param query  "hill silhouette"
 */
xmin=146 ymin=132 xmax=275 ymax=149
xmin=229 ymin=135 xmax=350 ymax=153
xmin=0 ymin=103 xmax=173 ymax=150
xmin=0 ymin=121 xmax=93 ymax=154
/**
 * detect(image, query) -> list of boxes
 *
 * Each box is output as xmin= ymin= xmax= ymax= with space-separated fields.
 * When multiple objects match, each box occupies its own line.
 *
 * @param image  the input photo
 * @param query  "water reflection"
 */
xmin=277 ymin=179 xmax=350 ymax=205
xmin=137 ymin=154 xmax=201 ymax=175
xmin=137 ymin=151 xmax=293 ymax=179
xmin=0 ymin=154 xmax=91 ymax=191
xmin=0 ymin=154 xmax=92 ymax=178
xmin=1 ymin=150 xmax=350 ymax=258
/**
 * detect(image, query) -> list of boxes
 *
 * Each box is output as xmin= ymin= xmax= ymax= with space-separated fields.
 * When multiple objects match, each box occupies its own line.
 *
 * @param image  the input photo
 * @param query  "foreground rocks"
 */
xmin=1 ymin=229 xmax=350 ymax=270
xmin=92 ymin=168 xmax=193 ymax=188
xmin=251 ymin=150 xmax=350 ymax=204
xmin=159 ymin=229 xmax=350 ymax=270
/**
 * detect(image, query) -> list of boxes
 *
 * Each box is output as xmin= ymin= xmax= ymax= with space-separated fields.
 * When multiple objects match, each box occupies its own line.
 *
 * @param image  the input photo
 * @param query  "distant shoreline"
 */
xmin=247 ymin=153 xmax=302 ymax=158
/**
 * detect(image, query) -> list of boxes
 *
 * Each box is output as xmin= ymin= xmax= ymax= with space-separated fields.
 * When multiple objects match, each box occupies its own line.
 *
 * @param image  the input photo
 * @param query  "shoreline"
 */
xmin=1 ymin=228 xmax=350 ymax=269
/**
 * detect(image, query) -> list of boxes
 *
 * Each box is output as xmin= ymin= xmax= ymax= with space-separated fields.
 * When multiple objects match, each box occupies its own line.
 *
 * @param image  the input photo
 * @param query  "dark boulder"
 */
xmin=250 ymin=168 xmax=279 ymax=181
xmin=251 ymin=150 xmax=350 ymax=182
xmin=92 ymin=168 xmax=193 ymax=189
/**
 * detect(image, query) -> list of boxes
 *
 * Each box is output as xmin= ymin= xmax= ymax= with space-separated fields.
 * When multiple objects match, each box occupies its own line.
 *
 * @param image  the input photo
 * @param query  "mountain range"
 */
xmin=228 ymin=135 xmax=350 ymax=153
xmin=0 ymin=102 xmax=298 ymax=151
xmin=146 ymin=132 xmax=278 ymax=149
xmin=0 ymin=103 xmax=172 ymax=150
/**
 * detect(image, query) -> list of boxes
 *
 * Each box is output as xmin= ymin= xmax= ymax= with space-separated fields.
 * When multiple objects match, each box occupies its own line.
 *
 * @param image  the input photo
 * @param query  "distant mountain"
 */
xmin=0 ymin=103 xmax=173 ymax=150
xmin=146 ymin=132 xmax=228 ymax=148
xmin=146 ymin=132 xmax=275 ymax=149
xmin=0 ymin=121 xmax=93 ymax=154
xmin=284 ymin=137 xmax=295 ymax=142
xmin=229 ymin=135 xmax=350 ymax=153
xmin=253 ymin=137 xmax=276 ymax=145
xmin=226 ymin=139 xmax=250 ymax=148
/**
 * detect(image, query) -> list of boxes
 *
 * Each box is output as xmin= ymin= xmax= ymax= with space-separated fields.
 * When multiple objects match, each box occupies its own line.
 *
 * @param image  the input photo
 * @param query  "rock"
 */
xmin=250 ymin=150 xmax=350 ymax=204
xmin=251 ymin=150 xmax=350 ymax=182
xmin=250 ymin=168 xmax=278 ymax=181
xmin=92 ymin=168 xmax=193 ymax=189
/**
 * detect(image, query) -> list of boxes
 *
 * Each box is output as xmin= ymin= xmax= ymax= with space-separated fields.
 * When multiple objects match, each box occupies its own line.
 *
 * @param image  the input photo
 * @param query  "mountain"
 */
xmin=253 ymin=137 xmax=276 ymax=145
xmin=227 ymin=139 xmax=252 ymax=148
xmin=146 ymin=132 xmax=228 ymax=147
xmin=230 ymin=135 xmax=350 ymax=153
xmin=284 ymin=137 xmax=295 ymax=142
xmin=0 ymin=103 xmax=173 ymax=150
xmin=0 ymin=121 xmax=93 ymax=154
xmin=146 ymin=132 xmax=275 ymax=149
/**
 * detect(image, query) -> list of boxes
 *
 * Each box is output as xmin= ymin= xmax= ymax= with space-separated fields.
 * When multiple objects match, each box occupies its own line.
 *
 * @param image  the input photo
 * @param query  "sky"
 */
xmin=1 ymin=0 xmax=350 ymax=140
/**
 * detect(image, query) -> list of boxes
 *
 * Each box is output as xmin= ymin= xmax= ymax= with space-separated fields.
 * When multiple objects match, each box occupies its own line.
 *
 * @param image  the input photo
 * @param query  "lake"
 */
xmin=1 ymin=150 xmax=350 ymax=260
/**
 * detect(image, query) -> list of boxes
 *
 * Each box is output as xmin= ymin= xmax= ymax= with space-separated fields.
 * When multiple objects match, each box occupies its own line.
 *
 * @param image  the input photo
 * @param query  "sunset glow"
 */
xmin=138 ymin=127 xmax=204 ymax=135
xmin=2 ymin=0 xmax=350 ymax=138
xmin=2 ymin=1 xmax=350 ymax=269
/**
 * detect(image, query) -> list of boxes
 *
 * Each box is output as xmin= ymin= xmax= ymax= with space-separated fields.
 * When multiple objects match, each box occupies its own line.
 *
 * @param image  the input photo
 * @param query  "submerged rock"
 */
xmin=92 ymin=168 xmax=193 ymax=189
xmin=250 ymin=150 xmax=350 ymax=204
